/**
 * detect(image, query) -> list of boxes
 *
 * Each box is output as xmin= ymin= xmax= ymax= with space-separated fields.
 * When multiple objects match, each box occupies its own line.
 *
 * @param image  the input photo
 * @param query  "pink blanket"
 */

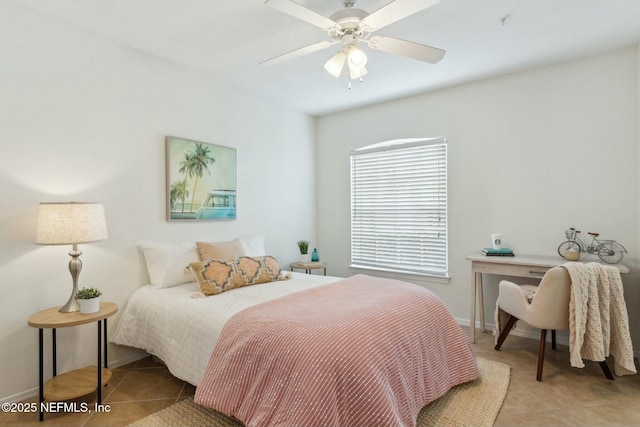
xmin=195 ymin=274 xmax=478 ymax=427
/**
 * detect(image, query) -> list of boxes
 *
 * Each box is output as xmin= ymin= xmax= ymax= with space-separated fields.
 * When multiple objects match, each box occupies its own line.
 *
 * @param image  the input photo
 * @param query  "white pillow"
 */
xmin=138 ymin=242 xmax=199 ymax=288
xmin=239 ymin=235 xmax=266 ymax=257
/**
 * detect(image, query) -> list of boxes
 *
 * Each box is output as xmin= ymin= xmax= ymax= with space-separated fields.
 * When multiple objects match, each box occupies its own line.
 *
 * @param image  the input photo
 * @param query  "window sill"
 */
xmin=349 ymin=265 xmax=450 ymax=285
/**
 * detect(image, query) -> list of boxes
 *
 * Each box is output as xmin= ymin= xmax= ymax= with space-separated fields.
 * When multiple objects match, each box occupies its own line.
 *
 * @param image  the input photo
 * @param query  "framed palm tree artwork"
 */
xmin=166 ymin=136 xmax=237 ymax=221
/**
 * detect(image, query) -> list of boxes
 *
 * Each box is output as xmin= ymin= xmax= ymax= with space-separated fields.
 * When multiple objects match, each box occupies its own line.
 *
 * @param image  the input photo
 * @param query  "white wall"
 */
xmin=317 ymin=47 xmax=639 ymax=347
xmin=0 ymin=3 xmax=316 ymax=401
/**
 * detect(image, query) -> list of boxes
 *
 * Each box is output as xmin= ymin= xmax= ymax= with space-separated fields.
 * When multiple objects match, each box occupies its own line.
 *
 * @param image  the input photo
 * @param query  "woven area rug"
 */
xmin=129 ymin=357 xmax=509 ymax=427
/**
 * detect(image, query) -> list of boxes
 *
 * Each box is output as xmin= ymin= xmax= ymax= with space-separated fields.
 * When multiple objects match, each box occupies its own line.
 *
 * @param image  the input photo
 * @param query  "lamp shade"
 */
xmin=36 ymin=202 xmax=108 ymax=245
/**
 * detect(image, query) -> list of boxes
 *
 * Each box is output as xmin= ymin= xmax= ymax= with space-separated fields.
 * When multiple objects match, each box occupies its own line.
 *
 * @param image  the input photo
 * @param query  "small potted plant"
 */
xmin=297 ymin=240 xmax=310 ymax=263
xmin=76 ymin=287 xmax=102 ymax=314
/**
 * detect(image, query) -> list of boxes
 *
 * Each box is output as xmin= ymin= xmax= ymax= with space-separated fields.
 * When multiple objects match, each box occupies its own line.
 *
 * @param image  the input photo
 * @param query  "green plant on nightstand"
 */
xmin=76 ymin=287 xmax=102 ymax=299
xmin=76 ymin=287 xmax=102 ymax=314
xmin=297 ymin=240 xmax=309 ymax=255
xmin=297 ymin=240 xmax=310 ymax=263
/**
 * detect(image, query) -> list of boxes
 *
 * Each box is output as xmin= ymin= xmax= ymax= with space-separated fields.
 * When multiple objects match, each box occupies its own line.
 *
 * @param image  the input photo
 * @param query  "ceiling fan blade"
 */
xmin=368 ymin=35 xmax=445 ymax=63
xmin=265 ymin=0 xmax=338 ymax=31
xmin=260 ymin=41 xmax=334 ymax=67
xmin=360 ymin=0 xmax=440 ymax=32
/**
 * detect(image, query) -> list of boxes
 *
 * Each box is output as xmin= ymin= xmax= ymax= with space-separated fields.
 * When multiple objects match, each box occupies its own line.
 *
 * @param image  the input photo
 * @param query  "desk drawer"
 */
xmin=472 ymin=261 xmax=551 ymax=279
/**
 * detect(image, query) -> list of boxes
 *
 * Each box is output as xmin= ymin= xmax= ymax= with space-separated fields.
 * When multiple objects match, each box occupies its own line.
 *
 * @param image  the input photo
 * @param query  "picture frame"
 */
xmin=166 ymin=136 xmax=237 ymax=221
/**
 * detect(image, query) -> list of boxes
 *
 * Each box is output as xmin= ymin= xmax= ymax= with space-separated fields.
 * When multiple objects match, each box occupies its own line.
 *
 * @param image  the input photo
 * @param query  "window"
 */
xmin=350 ymin=137 xmax=447 ymax=277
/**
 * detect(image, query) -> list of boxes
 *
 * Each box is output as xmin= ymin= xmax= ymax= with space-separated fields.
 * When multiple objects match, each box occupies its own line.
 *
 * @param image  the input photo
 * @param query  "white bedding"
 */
xmin=111 ymin=272 xmax=341 ymax=385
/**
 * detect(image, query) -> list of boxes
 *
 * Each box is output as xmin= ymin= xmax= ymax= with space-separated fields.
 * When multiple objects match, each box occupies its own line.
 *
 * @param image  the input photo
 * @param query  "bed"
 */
xmin=111 ymin=271 xmax=345 ymax=386
xmin=112 ymin=240 xmax=478 ymax=427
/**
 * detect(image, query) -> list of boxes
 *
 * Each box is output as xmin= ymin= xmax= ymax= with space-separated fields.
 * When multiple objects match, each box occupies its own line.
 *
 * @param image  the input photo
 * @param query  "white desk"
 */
xmin=466 ymin=253 xmax=629 ymax=343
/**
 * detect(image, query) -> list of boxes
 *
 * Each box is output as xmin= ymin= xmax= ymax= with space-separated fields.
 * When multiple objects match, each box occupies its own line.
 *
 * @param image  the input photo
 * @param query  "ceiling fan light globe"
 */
xmin=324 ymin=51 xmax=346 ymax=77
xmin=347 ymin=47 xmax=367 ymax=69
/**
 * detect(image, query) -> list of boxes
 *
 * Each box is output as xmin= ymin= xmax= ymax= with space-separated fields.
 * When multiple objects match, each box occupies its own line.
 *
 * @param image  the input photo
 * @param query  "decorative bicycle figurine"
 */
xmin=557 ymin=227 xmax=627 ymax=264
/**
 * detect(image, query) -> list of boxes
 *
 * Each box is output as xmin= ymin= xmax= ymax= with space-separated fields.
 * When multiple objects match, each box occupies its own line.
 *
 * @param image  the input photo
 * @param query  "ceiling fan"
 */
xmin=261 ymin=0 xmax=445 ymax=86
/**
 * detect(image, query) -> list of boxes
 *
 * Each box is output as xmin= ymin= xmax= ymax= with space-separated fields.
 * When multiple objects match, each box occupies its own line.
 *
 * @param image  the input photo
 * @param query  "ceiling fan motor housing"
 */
xmin=328 ymin=8 xmax=369 ymax=42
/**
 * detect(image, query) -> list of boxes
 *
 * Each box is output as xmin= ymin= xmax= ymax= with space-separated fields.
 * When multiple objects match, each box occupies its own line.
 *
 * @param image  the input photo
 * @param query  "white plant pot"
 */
xmin=300 ymin=254 xmax=310 ymax=263
xmin=79 ymin=297 xmax=100 ymax=314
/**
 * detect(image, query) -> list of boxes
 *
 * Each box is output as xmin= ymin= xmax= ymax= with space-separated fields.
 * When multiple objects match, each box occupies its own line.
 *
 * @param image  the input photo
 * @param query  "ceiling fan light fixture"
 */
xmin=324 ymin=51 xmax=346 ymax=77
xmin=347 ymin=45 xmax=367 ymax=70
xmin=263 ymin=0 xmax=445 ymax=87
xmin=345 ymin=45 xmax=367 ymax=81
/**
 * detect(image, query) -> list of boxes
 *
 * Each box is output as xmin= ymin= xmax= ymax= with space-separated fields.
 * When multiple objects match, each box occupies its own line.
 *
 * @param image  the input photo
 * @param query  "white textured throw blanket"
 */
xmin=563 ymin=262 xmax=636 ymax=376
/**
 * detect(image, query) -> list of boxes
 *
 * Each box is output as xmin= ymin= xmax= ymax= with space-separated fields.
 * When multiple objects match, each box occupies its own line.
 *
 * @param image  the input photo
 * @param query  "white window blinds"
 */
xmin=350 ymin=138 xmax=447 ymax=277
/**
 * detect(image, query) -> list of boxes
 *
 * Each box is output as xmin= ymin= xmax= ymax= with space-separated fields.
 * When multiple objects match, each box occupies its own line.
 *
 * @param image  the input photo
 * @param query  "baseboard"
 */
xmin=455 ymin=316 xmax=570 ymax=346
xmin=0 ymin=387 xmax=39 ymax=405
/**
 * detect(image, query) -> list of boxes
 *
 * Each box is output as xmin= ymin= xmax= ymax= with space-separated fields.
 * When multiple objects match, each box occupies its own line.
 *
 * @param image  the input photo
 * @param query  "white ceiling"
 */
xmin=11 ymin=0 xmax=640 ymax=116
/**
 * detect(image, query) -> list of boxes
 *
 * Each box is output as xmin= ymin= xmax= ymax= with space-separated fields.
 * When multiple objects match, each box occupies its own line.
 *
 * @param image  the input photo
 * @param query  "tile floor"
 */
xmin=1 ymin=327 xmax=639 ymax=426
xmin=474 ymin=329 xmax=640 ymax=427
xmin=0 ymin=356 xmax=195 ymax=427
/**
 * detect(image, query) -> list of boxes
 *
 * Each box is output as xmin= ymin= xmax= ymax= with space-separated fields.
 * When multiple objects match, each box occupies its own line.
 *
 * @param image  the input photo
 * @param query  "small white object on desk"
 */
xmin=491 ymin=233 xmax=502 ymax=250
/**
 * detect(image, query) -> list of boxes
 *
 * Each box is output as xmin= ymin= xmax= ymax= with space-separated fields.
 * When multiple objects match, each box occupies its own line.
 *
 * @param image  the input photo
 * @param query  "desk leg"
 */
xmin=469 ymin=271 xmax=487 ymax=342
xmin=97 ymin=320 xmax=102 ymax=405
xmin=38 ymin=328 xmax=44 ymax=422
xmin=470 ymin=272 xmax=476 ymax=343
xmin=478 ymin=273 xmax=486 ymax=333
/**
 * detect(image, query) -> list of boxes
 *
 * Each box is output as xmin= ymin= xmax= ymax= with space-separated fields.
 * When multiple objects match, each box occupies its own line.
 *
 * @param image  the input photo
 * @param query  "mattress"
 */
xmin=111 ymin=272 xmax=341 ymax=385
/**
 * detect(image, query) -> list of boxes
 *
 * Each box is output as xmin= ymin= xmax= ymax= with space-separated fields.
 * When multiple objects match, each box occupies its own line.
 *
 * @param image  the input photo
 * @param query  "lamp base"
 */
xmin=59 ymin=295 xmax=80 ymax=313
xmin=59 ymin=247 xmax=82 ymax=313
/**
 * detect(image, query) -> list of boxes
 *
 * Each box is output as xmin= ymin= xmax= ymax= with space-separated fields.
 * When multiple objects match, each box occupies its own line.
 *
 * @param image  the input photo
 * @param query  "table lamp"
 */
xmin=36 ymin=202 xmax=108 ymax=313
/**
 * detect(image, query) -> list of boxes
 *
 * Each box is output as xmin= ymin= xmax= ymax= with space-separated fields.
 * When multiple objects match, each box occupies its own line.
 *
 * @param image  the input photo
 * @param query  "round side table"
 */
xmin=28 ymin=302 xmax=118 ymax=421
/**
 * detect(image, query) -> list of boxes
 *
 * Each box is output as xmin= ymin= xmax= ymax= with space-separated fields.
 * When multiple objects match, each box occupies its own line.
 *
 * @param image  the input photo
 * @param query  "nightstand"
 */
xmin=28 ymin=302 xmax=118 ymax=421
xmin=289 ymin=261 xmax=327 ymax=275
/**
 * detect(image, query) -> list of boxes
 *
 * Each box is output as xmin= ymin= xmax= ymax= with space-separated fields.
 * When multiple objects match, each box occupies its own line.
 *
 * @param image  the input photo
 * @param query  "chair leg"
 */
xmin=537 ymin=329 xmax=548 ymax=381
xmin=551 ymin=330 xmax=556 ymax=350
xmin=599 ymin=360 xmax=615 ymax=380
xmin=494 ymin=315 xmax=518 ymax=351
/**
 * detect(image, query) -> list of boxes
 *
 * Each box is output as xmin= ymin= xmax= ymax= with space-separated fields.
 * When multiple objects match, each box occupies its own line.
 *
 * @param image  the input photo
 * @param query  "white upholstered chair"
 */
xmin=494 ymin=266 xmax=614 ymax=381
xmin=494 ymin=267 xmax=571 ymax=381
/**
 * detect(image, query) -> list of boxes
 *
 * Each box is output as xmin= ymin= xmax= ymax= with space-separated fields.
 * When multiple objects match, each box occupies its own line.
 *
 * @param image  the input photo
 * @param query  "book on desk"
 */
xmin=481 ymin=247 xmax=515 ymax=256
